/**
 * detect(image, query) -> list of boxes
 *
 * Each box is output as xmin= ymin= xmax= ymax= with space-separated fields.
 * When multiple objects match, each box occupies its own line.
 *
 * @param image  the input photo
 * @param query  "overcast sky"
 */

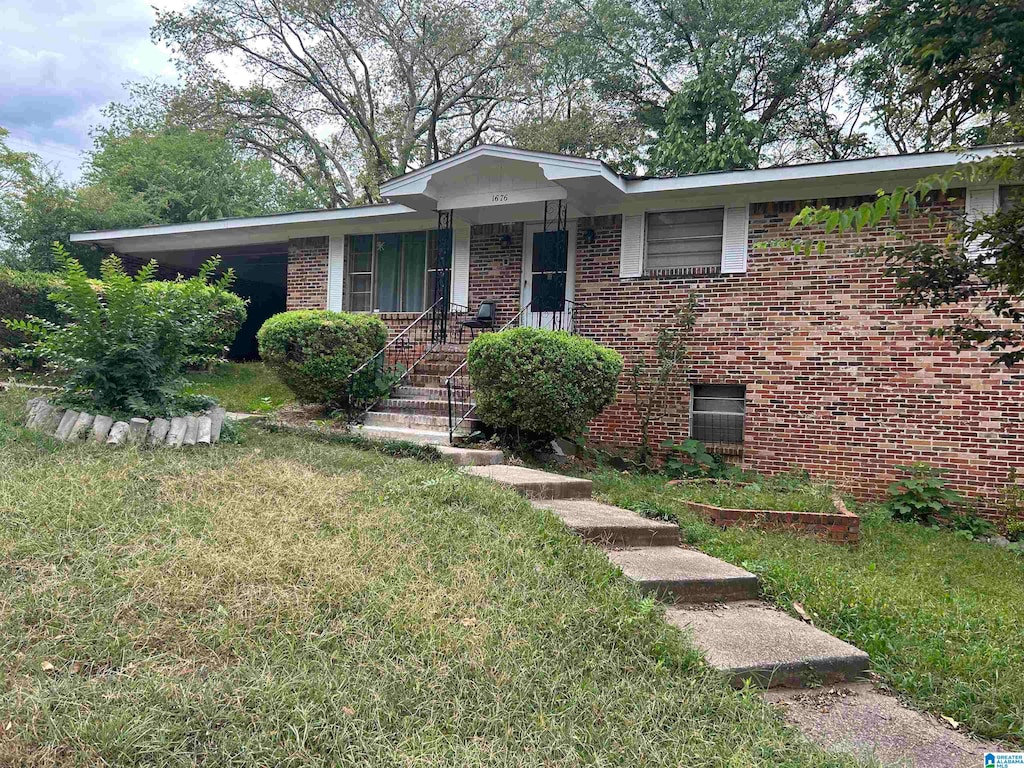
xmin=1 ymin=0 xmax=184 ymax=181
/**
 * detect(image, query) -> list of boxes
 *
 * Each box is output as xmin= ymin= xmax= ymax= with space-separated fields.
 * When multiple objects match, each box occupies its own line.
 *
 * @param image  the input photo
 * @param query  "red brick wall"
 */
xmin=282 ymin=207 xmax=1024 ymax=510
xmin=286 ymin=237 xmax=329 ymax=310
xmin=469 ymin=223 xmax=523 ymax=323
xmin=569 ymin=201 xmax=1024 ymax=510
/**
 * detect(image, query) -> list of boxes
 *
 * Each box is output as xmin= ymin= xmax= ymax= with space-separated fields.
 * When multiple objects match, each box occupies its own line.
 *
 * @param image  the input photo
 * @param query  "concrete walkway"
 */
xmin=461 ymin=462 xmax=1001 ymax=765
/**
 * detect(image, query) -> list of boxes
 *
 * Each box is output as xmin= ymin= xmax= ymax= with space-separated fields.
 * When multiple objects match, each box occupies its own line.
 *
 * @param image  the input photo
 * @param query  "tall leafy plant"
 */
xmin=5 ymin=243 xmax=238 ymax=414
xmin=628 ymin=295 xmax=698 ymax=462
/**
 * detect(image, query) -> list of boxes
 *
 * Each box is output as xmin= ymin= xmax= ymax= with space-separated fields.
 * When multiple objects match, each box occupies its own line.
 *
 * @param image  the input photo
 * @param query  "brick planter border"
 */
xmin=685 ymin=494 xmax=860 ymax=545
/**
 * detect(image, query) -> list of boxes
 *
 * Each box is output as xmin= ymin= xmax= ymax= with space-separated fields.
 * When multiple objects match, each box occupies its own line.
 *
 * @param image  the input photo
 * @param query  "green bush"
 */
xmin=0 ymin=267 xmax=63 ymax=368
xmin=467 ymin=327 xmax=622 ymax=440
xmin=883 ymin=463 xmax=966 ymax=524
xmin=147 ymin=277 xmax=247 ymax=362
xmin=4 ymin=244 xmax=242 ymax=414
xmin=256 ymin=310 xmax=388 ymax=405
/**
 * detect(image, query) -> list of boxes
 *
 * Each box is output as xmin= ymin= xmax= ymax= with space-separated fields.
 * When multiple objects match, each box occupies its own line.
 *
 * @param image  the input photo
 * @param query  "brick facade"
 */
xmin=284 ymin=199 xmax=1023 ymax=509
xmin=286 ymin=237 xmax=330 ymax=310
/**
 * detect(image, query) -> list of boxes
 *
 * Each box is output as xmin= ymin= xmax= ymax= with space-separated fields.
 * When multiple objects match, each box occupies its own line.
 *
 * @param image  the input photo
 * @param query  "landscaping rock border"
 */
xmin=23 ymin=398 xmax=226 ymax=448
xmin=685 ymin=495 xmax=860 ymax=545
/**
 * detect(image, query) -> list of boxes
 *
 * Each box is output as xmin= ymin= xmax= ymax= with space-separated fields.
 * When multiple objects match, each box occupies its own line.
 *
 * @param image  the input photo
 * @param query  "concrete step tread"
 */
xmin=435 ymin=445 xmax=504 ymax=466
xmin=666 ymin=602 xmax=870 ymax=689
xmin=606 ymin=547 xmax=759 ymax=604
xmin=462 ymin=465 xmax=592 ymax=499
xmin=533 ymin=498 xmax=681 ymax=547
xmin=349 ymin=424 xmax=451 ymax=445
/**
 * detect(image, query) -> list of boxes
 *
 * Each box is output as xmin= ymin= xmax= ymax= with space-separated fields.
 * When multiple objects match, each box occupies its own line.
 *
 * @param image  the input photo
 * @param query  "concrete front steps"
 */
xmin=461 ymin=463 xmax=870 ymax=690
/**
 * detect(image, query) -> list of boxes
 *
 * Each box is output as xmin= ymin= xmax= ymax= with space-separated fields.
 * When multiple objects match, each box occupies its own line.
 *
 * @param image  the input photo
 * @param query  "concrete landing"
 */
xmin=534 ymin=499 xmax=681 ymax=547
xmin=462 ymin=465 xmax=592 ymax=499
xmin=765 ymin=683 xmax=1000 ymax=768
xmin=666 ymin=602 xmax=870 ymax=689
xmin=607 ymin=547 xmax=759 ymax=604
xmin=435 ymin=445 xmax=504 ymax=466
xmin=350 ymin=424 xmax=451 ymax=444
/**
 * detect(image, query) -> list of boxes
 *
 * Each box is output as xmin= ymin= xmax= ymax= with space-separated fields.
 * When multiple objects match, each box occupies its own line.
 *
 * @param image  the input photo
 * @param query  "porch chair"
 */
xmin=459 ymin=301 xmax=497 ymax=342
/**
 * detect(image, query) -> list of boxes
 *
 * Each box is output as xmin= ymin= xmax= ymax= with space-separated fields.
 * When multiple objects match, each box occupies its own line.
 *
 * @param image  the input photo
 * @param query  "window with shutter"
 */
xmin=644 ymin=208 xmax=724 ymax=275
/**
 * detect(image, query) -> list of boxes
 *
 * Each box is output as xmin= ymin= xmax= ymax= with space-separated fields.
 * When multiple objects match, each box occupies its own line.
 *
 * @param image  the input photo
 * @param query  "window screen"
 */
xmin=691 ymin=384 xmax=745 ymax=444
xmin=645 ymin=208 xmax=724 ymax=273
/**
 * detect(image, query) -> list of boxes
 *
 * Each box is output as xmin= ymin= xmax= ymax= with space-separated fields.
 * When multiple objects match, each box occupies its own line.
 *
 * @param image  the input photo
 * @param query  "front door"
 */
xmin=521 ymin=221 xmax=575 ymax=330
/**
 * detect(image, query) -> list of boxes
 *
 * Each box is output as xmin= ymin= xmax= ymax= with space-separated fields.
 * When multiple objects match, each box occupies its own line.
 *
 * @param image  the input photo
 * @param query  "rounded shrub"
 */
xmin=148 ymin=280 xmax=247 ymax=362
xmin=467 ymin=327 xmax=623 ymax=440
xmin=257 ymin=310 xmax=388 ymax=404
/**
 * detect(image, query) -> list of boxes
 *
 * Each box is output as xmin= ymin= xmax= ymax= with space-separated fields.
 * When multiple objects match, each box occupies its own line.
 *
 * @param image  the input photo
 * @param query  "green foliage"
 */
xmin=467 ymin=327 xmax=623 ymax=441
xmin=0 ymin=267 xmax=63 ymax=368
xmin=948 ymin=509 xmax=996 ymax=541
xmin=256 ymin=310 xmax=388 ymax=406
xmin=4 ymin=243 xmax=239 ymax=414
xmin=661 ymin=438 xmax=723 ymax=478
xmin=883 ymin=462 xmax=966 ymax=524
xmin=1006 ymin=517 xmax=1024 ymax=543
xmin=649 ymin=71 xmax=761 ymax=174
xmin=628 ymin=297 xmax=698 ymax=461
xmin=146 ymin=271 xmax=248 ymax=362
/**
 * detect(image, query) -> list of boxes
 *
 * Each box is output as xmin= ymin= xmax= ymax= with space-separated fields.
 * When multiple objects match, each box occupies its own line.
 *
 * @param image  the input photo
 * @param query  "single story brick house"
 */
xmin=71 ymin=144 xmax=1024 ymax=507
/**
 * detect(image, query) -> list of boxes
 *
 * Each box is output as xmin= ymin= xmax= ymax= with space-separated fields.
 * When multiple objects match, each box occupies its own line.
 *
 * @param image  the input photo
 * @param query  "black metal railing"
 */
xmin=346 ymin=296 xmax=469 ymax=418
xmin=445 ymin=299 xmax=584 ymax=440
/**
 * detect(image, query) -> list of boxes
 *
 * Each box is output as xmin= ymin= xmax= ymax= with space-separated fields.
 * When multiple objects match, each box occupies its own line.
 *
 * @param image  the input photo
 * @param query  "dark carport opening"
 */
xmin=120 ymin=243 xmax=288 ymax=360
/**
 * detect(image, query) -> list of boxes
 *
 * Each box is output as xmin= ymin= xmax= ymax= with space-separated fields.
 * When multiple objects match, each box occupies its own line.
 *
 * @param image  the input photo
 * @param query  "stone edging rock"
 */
xmin=23 ymin=398 xmax=227 ymax=448
xmin=684 ymin=494 xmax=860 ymax=545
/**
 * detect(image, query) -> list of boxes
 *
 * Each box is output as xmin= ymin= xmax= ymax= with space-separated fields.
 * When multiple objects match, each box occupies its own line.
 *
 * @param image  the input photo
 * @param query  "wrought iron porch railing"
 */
xmin=346 ymin=296 xmax=469 ymax=419
xmin=444 ymin=299 xmax=584 ymax=441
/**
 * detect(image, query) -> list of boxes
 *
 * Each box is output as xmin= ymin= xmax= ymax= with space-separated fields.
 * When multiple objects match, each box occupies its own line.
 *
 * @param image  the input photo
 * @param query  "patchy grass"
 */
xmin=0 ymin=389 xmax=852 ymax=767
xmin=185 ymin=361 xmax=293 ymax=413
xmin=588 ymin=467 xmax=1024 ymax=743
xmin=664 ymin=473 xmax=838 ymax=514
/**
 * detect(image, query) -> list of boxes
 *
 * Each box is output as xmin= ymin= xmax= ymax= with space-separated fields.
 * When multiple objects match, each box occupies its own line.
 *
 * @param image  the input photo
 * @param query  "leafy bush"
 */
xmin=147 ymin=271 xmax=247 ymax=362
xmin=949 ymin=509 xmax=996 ymax=540
xmin=256 ymin=310 xmax=388 ymax=405
xmin=1007 ymin=517 xmax=1024 ymax=543
xmin=0 ymin=267 xmax=62 ymax=368
xmin=883 ymin=463 xmax=965 ymax=524
xmin=467 ymin=327 xmax=622 ymax=440
xmin=4 ymin=244 xmax=241 ymax=414
xmin=661 ymin=438 xmax=724 ymax=478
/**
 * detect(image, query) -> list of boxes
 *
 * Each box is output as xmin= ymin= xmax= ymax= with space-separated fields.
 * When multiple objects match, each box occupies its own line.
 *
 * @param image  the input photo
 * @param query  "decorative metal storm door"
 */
xmin=530 ymin=200 xmax=569 ymax=321
xmin=431 ymin=209 xmax=454 ymax=343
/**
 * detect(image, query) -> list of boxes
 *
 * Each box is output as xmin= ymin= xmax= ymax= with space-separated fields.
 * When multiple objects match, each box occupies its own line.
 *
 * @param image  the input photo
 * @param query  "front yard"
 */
xmin=589 ymin=468 xmax=1024 ymax=743
xmin=184 ymin=361 xmax=294 ymax=413
xmin=0 ymin=389 xmax=852 ymax=767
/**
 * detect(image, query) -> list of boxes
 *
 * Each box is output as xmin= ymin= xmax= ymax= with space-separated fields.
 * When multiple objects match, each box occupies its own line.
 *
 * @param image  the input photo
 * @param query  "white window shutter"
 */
xmin=327 ymin=235 xmax=345 ymax=311
xmin=721 ymin=204 xmax=749 ymax=273
xmin=966 ymin=186 xmax=998 ymax=260
xmin=619 ymin=213 xmax=645 ymax=278
xmin=451 ymin=222 xmax=471 ymax=309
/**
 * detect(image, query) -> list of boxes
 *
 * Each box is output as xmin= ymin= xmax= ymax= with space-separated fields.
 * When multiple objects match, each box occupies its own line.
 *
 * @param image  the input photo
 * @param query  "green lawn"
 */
xmin=184 ymin=361 xmax=293 ymax=413
xmin=0 ymin=389 xmax=853 ymax=767
xmin=588 ymin=468 xmax=1024 ymax=743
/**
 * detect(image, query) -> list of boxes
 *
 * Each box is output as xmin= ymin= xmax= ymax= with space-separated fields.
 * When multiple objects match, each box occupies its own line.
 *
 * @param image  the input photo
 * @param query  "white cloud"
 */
xmin=0 ymin=0 xmax=182 ymax=180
